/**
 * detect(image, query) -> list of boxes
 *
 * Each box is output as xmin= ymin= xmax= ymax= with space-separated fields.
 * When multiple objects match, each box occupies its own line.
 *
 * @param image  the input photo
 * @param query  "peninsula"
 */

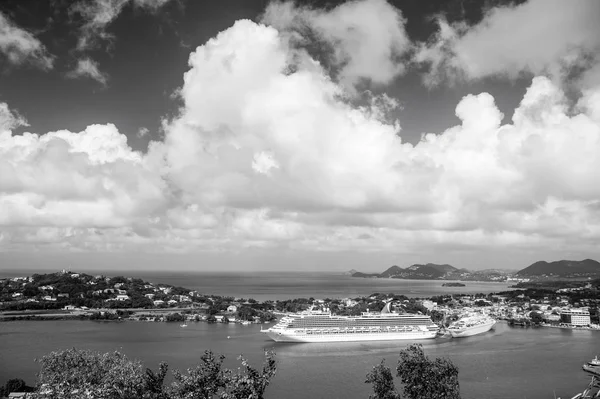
xmin=351 ymin=259 xmax=600 ymax=282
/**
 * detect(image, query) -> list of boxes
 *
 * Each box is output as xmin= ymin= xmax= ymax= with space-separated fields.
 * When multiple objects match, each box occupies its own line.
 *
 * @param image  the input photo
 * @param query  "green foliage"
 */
xmin=36 ymin=348 xmax=147 ymax=398
xmin=165 ymin=313 xmax=185 ymax=322
xmin=365 ymin=360 xmax=401 ymax=399
xmin=0 ymin=378 xmax=35 ymax=396
xmin=366 ymin=344 xmax=460 ymax=399
xmin=530 ymin=311 xmax=544 ymax=324
xmin=32 ymin=348 xmax=276 ymax=399
xmin=237 ymin=306 xmax=258 ymax=321
xmin=396 ymin=344 xmax=460 ymax=399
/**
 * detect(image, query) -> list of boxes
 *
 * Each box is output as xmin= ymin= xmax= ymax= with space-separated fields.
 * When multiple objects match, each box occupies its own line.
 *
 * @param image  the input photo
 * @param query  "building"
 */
xmin=227 ymin=305 xmax=238 ymax=313
xmin=115 ymin=294 xmax=130 ymax=301
xmin=560 ymin=309 xmax=591 ymax=326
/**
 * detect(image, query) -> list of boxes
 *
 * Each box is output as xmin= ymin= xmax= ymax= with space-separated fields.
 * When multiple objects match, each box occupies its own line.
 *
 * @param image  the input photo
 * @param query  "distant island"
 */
xmin=442 ymin=282 xmax=466 ymax=287
xmin=351 ymin=259 xmax=600 ymax=282
xmin=350 ymin=263 xmax=508 ymax=281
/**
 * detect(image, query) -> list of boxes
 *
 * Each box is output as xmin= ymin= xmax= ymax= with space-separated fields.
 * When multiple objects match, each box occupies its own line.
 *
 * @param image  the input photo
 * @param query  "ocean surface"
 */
xmin=1 ymin=320 xmax=598 ymax=399
xmin=0 ymin=270 xmax=514 ymax=300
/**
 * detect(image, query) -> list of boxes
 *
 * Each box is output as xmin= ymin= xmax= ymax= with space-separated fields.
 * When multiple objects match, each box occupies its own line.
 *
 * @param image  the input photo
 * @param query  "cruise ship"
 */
xmin=447 ymin=314 xmax=496 ymax=338
xmin=261 ymin=303 xmax=438 ymax=343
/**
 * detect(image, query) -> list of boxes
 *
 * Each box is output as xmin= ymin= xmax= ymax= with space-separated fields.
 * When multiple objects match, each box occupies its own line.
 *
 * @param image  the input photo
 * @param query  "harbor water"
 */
xmin=1 ymin=320 xmax=598 ymax=399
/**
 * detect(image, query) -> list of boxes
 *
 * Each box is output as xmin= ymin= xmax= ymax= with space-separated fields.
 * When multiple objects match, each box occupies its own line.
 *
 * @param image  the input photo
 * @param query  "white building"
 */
xmin=115 ymin=294 xmax=130 ymax=301
xmin=560 ymin=309 xmax=591 ymax=326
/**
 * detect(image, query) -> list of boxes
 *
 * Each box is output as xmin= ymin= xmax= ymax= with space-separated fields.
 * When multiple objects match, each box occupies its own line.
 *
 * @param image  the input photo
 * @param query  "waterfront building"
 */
xmin=560 ymin=308 xmax=591 ymax=326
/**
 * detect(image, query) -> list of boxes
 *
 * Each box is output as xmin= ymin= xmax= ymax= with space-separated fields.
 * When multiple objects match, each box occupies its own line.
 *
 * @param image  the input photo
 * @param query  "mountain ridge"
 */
xmin=352 ymin=263 xmax=462 ymax=280
xmin=516 ymin=259 xmax=600 ymax=277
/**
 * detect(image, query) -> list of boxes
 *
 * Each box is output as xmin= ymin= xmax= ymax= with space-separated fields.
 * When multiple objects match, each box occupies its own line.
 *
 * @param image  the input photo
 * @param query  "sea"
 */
xmin=0 ymin=270 xmax=516 ymax=301
xmin=1 ymin=271 xmax=596 ymax=398
xmin=1 ymin=320 xmax=599 ymax=399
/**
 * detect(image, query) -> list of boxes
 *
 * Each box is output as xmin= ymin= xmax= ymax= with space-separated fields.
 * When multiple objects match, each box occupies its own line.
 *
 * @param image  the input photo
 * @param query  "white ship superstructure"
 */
xmin=262 ymin=304 xmax=438 ymax=343
xmin=448 ymin=314 xmax=496 ymax=338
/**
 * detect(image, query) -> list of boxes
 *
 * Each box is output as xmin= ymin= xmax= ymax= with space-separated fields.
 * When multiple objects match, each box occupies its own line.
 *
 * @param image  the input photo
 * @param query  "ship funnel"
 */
xmin=382 ymin=301 xmax=392 ymax=314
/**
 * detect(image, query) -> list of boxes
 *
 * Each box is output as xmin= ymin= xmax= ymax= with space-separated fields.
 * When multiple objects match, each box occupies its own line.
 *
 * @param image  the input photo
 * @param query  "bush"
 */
xmin=32 ymin=348 xmax=276 ymax=399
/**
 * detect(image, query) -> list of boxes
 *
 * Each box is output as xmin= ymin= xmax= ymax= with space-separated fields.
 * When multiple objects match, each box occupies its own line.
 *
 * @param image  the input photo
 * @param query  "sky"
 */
xmin=1 ymin=0 xmax=600 ymax=272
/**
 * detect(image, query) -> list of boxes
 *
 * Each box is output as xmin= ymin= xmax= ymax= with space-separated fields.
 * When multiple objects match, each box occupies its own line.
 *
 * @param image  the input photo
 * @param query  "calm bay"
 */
xmin=1 ymin=320 xmax=599 ymax=399
xmin=1 ymin=271 xmax=589 ymax=398
xmin=0 ymin=270 xmax=515 ymax=301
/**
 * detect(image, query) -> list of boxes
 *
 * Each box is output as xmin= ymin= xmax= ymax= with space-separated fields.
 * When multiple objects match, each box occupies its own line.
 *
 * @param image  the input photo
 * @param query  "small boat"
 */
xmin=588 ymin=356 xmax=600 ymax=367
xmin=582 ymin=356 xmax=600 ymax=375
xmin=583 ymin=364 xmax=600 ymax=376
xmin=180 ymin=322 xmax=188 ymax=328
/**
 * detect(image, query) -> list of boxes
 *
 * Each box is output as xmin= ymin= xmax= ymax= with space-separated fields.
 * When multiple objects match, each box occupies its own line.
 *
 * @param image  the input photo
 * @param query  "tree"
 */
xmin=365 ymin=360 xmax=400 ymax=399
xmin=396 ymin=344 xmax=460 ymax=399
xmin=0 ymin=378 xmax=35 ymax=396
xmin=32 ymin=348 xmax=277 ymax=399
xmin=366 ymin=344 xmax=460 ymax=399
xmin=35 ymin=348 xmax=148 ymax=398
xmin=530 ymin=311 xmax=544 ymax=324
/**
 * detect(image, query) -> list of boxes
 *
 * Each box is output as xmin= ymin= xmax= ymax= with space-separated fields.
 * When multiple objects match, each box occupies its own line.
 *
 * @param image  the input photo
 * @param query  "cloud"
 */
xmin=65 ymin=0 xmax=176 ymax=87
xmin=67 ymin=57 xmax=109 ymax=85
xmin=262 ymin=0 xmax=410 ymax=90
xmin=415 ymin=0 xmax=600 ymax=88
xmin=69 ymin=0 xmax=129 ymax=52
xmin=69 ymin=0 xmax=175 ymax=51
xmin=0 ymin=11 xmax=54 ymax=69
xmin=0 ymin=103 xmax=28 ymax=132
xmin=154 ymin=19 xmax=600 ymax=256
xmin=0 ymin=124 xmax=168 ymax=248
xmin=2 ymin=7 xmax=600 ymax=264
xmin=137 ymin=127 xmax=150 ymax=138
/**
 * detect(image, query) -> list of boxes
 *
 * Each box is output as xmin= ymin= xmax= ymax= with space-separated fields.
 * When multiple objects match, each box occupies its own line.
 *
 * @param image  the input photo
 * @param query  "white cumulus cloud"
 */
xmin=2 ymin=3 xmax=600 ymax=266
xmin=415 ymin=0 xmax=600 ymax=88
xmin=263 ymin=0 xmax=411 ymax=91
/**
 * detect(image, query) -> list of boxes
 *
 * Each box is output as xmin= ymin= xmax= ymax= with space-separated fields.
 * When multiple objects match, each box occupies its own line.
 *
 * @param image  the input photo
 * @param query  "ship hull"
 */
xmin=264 ymin=330 xmax=437 ymax=343
xmin=449 ymin=320 xmax=496 ymax=338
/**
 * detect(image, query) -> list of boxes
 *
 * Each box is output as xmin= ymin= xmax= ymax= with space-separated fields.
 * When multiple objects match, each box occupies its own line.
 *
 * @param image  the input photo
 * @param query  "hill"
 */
xmin=352 ymin=263 xmax=461 ymax=280
xmin=516 ymin=259 xmax=600 ymax=278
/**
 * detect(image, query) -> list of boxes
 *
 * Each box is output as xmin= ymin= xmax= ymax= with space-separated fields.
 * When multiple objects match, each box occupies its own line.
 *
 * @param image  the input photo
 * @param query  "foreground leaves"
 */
xmin=32 ymin=348 xmax=276 ymax=399
xmin=366 ymin=344 xmax=460 ymax=399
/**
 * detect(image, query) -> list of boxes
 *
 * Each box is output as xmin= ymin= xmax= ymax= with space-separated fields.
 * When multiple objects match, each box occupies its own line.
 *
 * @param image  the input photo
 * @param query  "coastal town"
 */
xmin=1 ymin=269 xmax=599 ymax=331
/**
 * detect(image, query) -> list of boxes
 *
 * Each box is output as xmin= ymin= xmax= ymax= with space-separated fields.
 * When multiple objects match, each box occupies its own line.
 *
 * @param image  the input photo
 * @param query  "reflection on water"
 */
xmin=1 ymin=320 xmax=598 ymax=399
